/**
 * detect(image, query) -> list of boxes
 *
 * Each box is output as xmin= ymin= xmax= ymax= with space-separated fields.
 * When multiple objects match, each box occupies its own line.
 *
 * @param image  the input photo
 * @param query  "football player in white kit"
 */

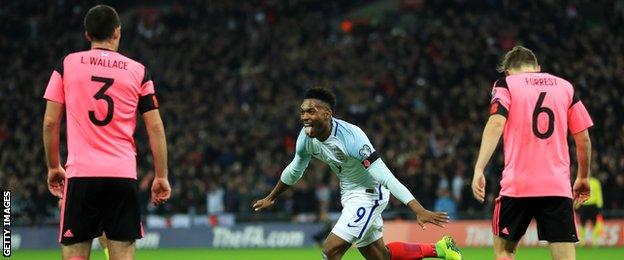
xmin=253 ymin=88 xmax=462 ymax=260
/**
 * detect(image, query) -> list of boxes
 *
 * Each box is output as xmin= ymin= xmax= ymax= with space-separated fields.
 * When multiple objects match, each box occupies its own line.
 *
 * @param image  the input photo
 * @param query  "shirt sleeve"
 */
xmin=280 ymin=129 xmax=312 ymax=185
xmin=138 ymin=67 xmax=159 ymax=114
xmin=489 ymin=77 xmax=510 ymax=117
xmin=343 ymin=125 xmax=416 ymax=204
xmin=140 ymin=67 xmax=155 ymax=96
xmin=344 ymin=125 xmax=377 ymax=163
xmin=367 ymin=159 xmax=416 ymax=204
xmin=43 ymin=58 xmax=65 ymax=104
xmin=568 ymin=95 xmax=593 ymax=134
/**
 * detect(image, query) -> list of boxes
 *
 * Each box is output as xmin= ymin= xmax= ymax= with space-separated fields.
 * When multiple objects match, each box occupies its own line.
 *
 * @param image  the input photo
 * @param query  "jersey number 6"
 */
xmin=89 ymin=76 xmax=114 ymax=126
xmin=532 ymin=92 xmax=555 ymax=139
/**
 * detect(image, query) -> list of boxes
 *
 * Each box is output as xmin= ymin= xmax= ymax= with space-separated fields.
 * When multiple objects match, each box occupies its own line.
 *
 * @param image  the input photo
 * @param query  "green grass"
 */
xmin=9 ymin=247 xmax=623 ymax=259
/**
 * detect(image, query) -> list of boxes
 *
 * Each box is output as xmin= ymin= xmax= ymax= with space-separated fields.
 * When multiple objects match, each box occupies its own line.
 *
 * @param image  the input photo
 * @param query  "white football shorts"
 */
xmin=331 ymin=185 xmax=390 ymax=247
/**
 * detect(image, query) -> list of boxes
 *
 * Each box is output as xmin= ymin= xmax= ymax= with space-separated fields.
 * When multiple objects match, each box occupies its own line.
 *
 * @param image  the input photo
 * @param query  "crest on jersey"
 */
xmin=490 ymin=89 xmax=498 ymax=103
xmin=359 ymin=144 xmax=372 ymax=159
xmin=330 ymin=145 xmax=347 ymax=161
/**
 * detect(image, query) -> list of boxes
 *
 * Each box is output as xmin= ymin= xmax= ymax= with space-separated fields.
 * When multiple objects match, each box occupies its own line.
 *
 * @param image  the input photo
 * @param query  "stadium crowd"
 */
xmin=1 ymin=0 xmax=623 ymax=225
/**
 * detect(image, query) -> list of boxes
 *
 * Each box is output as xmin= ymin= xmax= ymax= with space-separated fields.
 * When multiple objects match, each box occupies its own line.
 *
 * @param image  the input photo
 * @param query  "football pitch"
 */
xmin=10 ymin=247 xmax=623 ymax=259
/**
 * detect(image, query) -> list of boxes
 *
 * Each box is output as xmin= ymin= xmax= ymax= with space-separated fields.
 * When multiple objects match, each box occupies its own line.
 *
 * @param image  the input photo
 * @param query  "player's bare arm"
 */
xmin=143 ymin=109 xmax=171 ymax=205
xmin=406 ymin=199 xmax=450 ymax=229
xmin=253 ymin=180 xmax=291 ymax=211
xmin=472 ymin=114 xmax=506 ymax=203
xmin=572 ymin=129 xmax=592 ymax=207
xmin=43 ymin=100 xmax=66 ymax=198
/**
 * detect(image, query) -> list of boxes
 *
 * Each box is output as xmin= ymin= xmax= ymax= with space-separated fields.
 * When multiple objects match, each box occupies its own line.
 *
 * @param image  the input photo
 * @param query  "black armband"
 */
xmin=139 ymin=94 xmax=159 ymax=114
xmin=361 ymin=151 xmax=380 ymax=169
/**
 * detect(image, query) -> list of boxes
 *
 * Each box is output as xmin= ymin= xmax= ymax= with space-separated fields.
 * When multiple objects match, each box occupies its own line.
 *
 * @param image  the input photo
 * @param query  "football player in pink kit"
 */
xmin=472 ymin=46 xmax=593 ymax=260
xmin=42 ymin=5 xmax=171 ymax=260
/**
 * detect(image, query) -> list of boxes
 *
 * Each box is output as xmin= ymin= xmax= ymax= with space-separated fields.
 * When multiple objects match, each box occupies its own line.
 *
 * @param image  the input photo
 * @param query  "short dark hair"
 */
xmin=497 ymin=45 xmax=538 ymax=73
xmin=304 ymin=87 xmax=336 ymax=111
xmin=84 ymin=5 xmax=121 ymax=41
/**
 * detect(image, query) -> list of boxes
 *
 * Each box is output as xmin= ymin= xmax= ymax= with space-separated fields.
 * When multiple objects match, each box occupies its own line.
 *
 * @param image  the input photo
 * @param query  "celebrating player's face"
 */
xmin=300 ymin=99 xmax=331 ymax=139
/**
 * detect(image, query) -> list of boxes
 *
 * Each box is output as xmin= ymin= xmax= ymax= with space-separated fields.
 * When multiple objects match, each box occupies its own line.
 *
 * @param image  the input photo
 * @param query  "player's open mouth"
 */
xmin=303 ymin=123 xmax=313 ymax=135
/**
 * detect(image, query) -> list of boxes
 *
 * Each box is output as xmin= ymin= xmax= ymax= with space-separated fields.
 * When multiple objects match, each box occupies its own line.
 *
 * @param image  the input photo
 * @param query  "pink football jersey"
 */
xmin=490 ymin=72 xmax=593 ymax=198
xmin=44 ymin=48 xmax=157 ymax=179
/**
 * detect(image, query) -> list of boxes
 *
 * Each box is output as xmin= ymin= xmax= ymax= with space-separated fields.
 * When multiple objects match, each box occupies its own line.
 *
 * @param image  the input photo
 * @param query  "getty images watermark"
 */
xmin=2 ymin=190 xmax=10 ymax=257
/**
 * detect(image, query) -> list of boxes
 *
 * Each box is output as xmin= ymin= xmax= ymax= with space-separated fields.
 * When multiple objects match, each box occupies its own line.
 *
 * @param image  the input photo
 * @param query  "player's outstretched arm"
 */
xmin=472 ymin=114 xmax=506 ymax=203
xmin=572 ymin=129 xmax=591 ymax=207
xmin=253 ymin=130 xmax=311 ymax=211
xmin=142 ymin=110 xmax=171 ymax=205
xmin=253 ymin=151 xmax=309 ymax=211
xmin=367 ymin=159 xmax=449 ymax=228
xmin=406 ymin=199 xmax=450 ymax=229
xmin=43 ymin=101 xmax=66 ymax=198
xmin=253 ymin=180 xmax=291 ymax=211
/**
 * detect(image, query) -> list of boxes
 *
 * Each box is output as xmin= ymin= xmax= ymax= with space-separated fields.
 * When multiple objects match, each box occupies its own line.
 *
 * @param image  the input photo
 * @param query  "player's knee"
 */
xmin=321 ymin=246 xmax=335 ymax=257
xmin=321 ymin=244 xmax=342 ymax=258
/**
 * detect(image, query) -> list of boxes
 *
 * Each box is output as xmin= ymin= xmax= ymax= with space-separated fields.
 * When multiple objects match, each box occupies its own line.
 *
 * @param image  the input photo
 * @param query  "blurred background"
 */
xmin=1 ymin=0 xmax=623 ymax=256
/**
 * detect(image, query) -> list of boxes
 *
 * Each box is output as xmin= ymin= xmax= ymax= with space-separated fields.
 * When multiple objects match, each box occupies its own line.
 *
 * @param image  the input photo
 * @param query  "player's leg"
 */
xmin=353 ymin=187 xmax=394 ymax=260
xmin=355 ymin=191 xmax=463 ymax=260
xmin=385 ymin=236 xmax=461 ymax=260
xmin=491 ymin=196 xmax=532 ymax=260
xmin=355 ymin=212 xmax=389 ymax=260
xmin=548 ymin=243 xmax=575 ymax=260
xmin=62 ymin=240 xmax=93 ymax=260
xmin=493 ymin=236 xmax=519 ymax=260
xmin=358 ymin=237 xmax=390 ymax=260
xmin=58 ymin=199 xmax=93 ymax=260
xmin=107 ymin=240 xmax=136 ymax=260
xmin=535 ymin=197 xmax=578 ymax=260
xmin=350 ymin=234 xmax=461 ymax=260
xmin=59 ymin=178 xmax=105 ymax=260
xmin=98 ymin=233 xmax=110 ymax=260
xmin=102 ymin=178 xmax=143 ymax=259
xmin=322 ymin=232 xmax=352 ymax=260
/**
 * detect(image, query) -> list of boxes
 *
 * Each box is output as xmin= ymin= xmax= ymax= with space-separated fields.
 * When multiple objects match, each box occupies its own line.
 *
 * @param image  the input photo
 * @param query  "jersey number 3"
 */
xmin=532 ymin=92 xmax=555 ymax=139
xmin=89 ymin=76 xmax=114 ymax=126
